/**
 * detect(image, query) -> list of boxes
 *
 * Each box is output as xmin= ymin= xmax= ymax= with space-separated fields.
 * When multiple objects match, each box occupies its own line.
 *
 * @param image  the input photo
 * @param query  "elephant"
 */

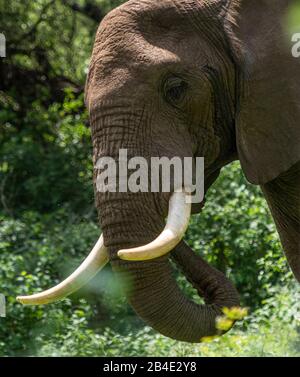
xmin=17 ymin=0 xmax=300 ymax=343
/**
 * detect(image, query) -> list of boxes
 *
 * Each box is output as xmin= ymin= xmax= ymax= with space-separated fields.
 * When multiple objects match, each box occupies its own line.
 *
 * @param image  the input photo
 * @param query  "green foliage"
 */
xmin=1 ymin=160 xmax=298 ymax=356
xmin=185 ymin=163 xmax=291 ymax=309
xmin=1 ymin=92 xmax=93 ymax=214
xmin=28 ymin=287 xmax=300 ymax=357
xmin=0 ymin=0 xmax=298 ymax=357
xmin=2 ymin=0 xmax=95 ymax=83
xmin=286 ymin=1 xmax=300 ymax=34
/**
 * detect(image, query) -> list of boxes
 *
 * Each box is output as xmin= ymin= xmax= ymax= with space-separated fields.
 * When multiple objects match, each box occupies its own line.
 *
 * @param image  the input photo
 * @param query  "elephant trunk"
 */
xmin=111 ymin=244 xmax=239 ymax=342
xmin=17 ymin=112 xmax=240 ymax=340
xmin=91 ymin=112 xmax=239 ymax=342
xmin=100 ymin=193 xmax=239 ymax=343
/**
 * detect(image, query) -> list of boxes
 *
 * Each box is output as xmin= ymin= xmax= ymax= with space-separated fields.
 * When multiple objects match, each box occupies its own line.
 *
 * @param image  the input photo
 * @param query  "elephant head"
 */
xmin=17 ymin=0 xmax=300 ymax=343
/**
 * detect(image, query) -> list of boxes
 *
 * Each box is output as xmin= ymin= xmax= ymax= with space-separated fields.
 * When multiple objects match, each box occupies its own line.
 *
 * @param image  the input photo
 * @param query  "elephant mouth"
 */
xmin=16 ymin=189 xmax=192 ymax=305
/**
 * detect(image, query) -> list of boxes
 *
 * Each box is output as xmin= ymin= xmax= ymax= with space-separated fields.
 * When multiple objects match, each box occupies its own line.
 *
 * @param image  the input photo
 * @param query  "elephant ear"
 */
xmin=227 ymin=0 xmax=300 ymax=184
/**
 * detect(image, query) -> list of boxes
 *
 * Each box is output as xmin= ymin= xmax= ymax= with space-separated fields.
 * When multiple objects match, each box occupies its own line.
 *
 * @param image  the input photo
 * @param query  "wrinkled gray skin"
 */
xmin=85 ymin=0 xmax=300 ymax=342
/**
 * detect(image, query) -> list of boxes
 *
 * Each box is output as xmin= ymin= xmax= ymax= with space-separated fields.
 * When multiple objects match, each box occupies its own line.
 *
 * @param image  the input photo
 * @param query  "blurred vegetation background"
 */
xmin=0 ymin=0 xmax=299 ymax=356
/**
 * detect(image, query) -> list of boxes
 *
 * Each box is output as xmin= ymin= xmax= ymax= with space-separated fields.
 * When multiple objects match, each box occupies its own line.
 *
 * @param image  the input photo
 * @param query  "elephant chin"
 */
xmin=110 ymin=240 xmax=240 ymax=343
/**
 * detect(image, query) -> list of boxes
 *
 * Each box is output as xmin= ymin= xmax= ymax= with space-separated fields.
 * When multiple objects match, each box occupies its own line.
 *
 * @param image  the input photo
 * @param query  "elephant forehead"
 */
xmin=90 ymin=34 xmax=207 ymax=90
xmin=85 ymin=0 xmax=217 ymax=108
xmin=92 ymin=0 xmax=208 ymax=60
xmin=85 ymin=45 xmax=180 ymax=112
xmin=91 ymin=43 xmax=180 ymax=78
xmin=100 ymin=0 xmax=197 ymax=28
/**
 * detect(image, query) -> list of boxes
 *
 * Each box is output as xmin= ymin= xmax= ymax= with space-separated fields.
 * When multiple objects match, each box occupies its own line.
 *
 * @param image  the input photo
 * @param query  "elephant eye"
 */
xmin=163 ymin=76 xmax=188 ymax=107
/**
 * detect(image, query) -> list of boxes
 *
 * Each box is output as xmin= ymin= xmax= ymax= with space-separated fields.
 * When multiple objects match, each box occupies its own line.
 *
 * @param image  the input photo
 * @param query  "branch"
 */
xmin=0 ymin=59 xmax=83 ymax=108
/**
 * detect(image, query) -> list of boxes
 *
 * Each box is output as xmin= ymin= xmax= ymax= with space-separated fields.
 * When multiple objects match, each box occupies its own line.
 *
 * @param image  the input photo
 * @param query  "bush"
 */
xmin=185 ymin=162 xmax=290 ymax=309
xmin=1 ymin=0 xmax=297 ymax=357
xmin=0 ymin=161 xmax=297 ymax=356
xmin=35 ymin=286 xmax=300 ymax=357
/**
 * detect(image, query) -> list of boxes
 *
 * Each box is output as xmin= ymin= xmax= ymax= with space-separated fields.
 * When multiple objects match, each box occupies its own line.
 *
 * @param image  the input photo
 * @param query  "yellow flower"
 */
xmin=222 ymin=306 xmax=249 ymax=320
xmin=216 ymin=316 xmax=234 ymax=331
xmin=201 ymin=335 xmax=219 ymax=343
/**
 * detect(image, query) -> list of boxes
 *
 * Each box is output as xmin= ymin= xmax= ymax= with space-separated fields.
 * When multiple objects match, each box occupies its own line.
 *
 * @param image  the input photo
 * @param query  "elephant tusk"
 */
xmin=16 ymin=235 xmax=109 ymax=305
xmin=118 ymin=190 xmax=191 ymax=261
